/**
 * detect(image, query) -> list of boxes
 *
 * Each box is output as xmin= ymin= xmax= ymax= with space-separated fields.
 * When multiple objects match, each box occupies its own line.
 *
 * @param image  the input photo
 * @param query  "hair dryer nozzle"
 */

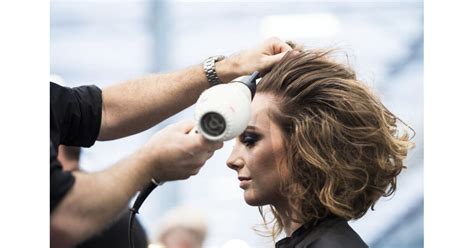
xmin=230 ymin=71 xmax=260 ymax=99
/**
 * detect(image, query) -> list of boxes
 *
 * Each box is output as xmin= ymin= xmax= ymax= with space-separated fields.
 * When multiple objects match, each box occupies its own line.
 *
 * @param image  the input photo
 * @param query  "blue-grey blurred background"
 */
xmin=50 ymin=0 xmax=423 ymax=247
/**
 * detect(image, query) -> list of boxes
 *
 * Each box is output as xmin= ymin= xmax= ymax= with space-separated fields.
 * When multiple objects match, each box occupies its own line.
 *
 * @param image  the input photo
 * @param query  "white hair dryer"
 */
xmin=194 ymin=71 xmax=259 ymax=141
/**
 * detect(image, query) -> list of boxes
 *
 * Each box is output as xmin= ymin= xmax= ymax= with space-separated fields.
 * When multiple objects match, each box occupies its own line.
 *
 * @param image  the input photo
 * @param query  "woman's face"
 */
xmin=226 ymin=93 xmax=288 ymax=207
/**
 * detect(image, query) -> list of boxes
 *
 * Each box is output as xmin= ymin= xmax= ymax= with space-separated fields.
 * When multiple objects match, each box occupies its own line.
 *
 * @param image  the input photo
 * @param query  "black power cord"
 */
xmin=128 ymin=210 xmax=138 ymax=248
xmin=128 ymin=179 xmax=161 ymax=248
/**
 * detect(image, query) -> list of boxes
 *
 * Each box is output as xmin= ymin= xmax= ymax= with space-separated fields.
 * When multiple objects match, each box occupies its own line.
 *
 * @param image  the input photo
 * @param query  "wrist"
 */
xmin=133 ymin=146 xmax=162 ymax=183
xmin=215 ymin=58 xmax=242 ymax=83
xmin=203 ymin=55 xmax=226 ymax=86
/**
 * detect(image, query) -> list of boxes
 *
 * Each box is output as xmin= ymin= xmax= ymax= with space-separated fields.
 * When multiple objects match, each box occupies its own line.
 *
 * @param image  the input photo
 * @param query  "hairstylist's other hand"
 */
xmin=140 ymin=120 xmax=223 ymax=182
xmin=217 ymin=37 xmax=293 ymax=82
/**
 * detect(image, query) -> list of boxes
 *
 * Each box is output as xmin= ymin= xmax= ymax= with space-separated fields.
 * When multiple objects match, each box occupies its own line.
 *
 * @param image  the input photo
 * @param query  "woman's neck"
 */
xmin=274 ymin=203 xmax=304 ymax=237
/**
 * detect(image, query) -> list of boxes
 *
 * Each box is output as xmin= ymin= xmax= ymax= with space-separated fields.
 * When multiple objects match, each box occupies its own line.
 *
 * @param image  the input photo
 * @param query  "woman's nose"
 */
xmin=226 ymin=145 xmax=244 ymax=171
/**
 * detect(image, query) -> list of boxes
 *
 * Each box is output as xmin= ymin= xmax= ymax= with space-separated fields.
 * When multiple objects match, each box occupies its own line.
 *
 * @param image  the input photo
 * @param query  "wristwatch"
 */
xmin=203 ymin=55 xmax=226 ymax=87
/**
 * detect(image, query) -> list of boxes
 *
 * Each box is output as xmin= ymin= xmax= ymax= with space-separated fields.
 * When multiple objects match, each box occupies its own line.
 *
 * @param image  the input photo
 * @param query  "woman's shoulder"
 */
xmin=301 ymin=217 xmax=368 ymax=248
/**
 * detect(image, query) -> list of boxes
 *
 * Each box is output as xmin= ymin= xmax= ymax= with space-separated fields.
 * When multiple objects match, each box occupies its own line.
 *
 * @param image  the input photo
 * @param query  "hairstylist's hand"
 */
xmin=216 ymin=37 xmax=293 ymax=82
xmin=140 ymin=120 xmax=223 ymax=182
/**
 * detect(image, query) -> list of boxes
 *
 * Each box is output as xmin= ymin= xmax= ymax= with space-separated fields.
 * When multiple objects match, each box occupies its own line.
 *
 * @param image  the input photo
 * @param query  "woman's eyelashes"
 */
xmin=240 ymin=131 xmax=261 ymax=147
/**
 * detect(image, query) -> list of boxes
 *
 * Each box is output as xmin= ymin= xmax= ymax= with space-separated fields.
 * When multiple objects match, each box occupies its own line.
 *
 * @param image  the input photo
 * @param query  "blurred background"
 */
xmin=50 ymin=0 xmax=423 ymax=247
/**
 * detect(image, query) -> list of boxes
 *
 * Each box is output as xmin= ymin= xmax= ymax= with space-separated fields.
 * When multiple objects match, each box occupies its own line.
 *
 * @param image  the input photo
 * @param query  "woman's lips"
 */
xmin=238 ymin=176 xmax=252 ymax=189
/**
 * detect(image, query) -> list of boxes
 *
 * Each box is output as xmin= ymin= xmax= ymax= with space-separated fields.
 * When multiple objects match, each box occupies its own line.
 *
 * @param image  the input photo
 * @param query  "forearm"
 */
xmin=50 ymin=150 xmax=153 ymax=247
xmin=98 ymin=60 xmax=240 ymax=141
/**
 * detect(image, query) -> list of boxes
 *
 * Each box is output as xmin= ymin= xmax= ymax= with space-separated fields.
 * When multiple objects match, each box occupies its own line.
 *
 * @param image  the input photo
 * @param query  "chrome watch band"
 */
xmin=203 ymin=55 xmax=226 ymax=87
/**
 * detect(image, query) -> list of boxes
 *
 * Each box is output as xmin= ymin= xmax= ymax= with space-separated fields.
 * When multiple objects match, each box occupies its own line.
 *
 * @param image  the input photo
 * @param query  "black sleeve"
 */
xmin=50 ymin=82 xmax=103 ymax=212
xmin=50 ymin=82 xmax=102 ymax=147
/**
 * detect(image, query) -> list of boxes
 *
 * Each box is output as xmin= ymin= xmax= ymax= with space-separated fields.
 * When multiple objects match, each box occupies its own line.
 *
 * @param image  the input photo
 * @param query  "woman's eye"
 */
xmin=240 ymin=132 xmax=260 ymax=147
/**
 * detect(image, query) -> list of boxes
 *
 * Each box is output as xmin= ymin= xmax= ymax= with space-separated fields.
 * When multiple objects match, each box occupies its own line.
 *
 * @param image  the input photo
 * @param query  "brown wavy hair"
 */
xmin=256 ymin=46 xmax=414 ymax=238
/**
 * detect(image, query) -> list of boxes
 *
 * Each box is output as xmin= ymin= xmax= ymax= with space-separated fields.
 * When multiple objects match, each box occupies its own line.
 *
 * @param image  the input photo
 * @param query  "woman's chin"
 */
xmin=244 ymin=192 xmax=263 ymax=206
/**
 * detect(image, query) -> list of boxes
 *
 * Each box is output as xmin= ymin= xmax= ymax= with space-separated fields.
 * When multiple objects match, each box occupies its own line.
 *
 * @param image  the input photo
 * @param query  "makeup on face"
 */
xmin=227 ymin=93 xmax=288 ymax=206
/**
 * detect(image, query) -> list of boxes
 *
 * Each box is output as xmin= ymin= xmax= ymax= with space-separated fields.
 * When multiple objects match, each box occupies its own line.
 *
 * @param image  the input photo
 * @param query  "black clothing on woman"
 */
xmin=275 ymin=216 xmax=368 ymax=248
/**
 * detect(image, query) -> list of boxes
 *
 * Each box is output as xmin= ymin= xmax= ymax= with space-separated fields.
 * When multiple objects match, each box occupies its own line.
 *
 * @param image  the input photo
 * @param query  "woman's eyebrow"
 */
xmin=245 ymin=125 xmax=259 ymax=131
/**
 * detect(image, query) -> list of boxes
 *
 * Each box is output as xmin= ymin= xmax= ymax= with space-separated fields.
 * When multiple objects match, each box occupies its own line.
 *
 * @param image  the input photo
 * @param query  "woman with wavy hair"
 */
xmin=226 ymin=45 xmax=413 ymax=247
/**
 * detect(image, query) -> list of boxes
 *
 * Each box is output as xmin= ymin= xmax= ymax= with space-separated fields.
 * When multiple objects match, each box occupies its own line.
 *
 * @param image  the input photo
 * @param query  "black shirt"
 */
xmin=77 ymin=211 xmax=148 ymax=248
xmin=275 ymin=216 xmax=368 ymax=248
xmin=50 ymin=82 xmax=102 ymax=212
xmin=50 ymin=82 xmax=149 ymax=248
